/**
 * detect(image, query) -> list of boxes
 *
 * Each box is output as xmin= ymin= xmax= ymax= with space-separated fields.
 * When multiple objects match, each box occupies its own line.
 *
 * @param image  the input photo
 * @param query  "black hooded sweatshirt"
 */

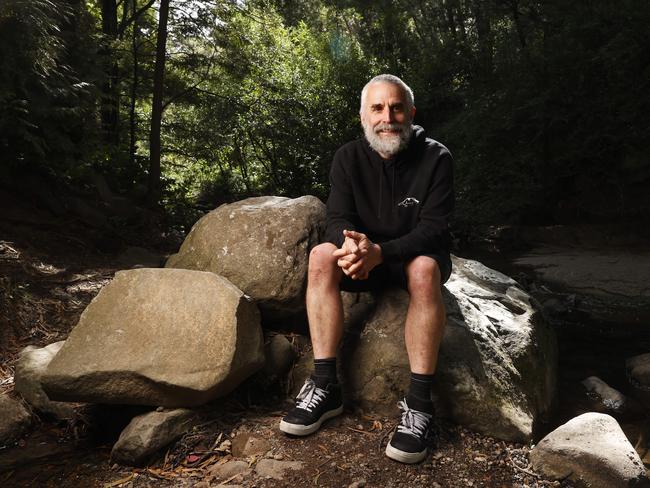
xmin=324 ymin=125 xmax=454 ymax=262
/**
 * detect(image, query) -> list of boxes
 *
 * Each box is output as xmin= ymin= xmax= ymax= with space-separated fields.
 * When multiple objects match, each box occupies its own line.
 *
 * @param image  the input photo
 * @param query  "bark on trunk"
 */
xmin=148 ymin=0 xmax=171 ymax=207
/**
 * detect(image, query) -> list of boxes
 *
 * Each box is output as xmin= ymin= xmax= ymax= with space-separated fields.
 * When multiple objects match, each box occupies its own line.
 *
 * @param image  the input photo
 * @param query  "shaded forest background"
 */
xmin=1 ymin=0 xmax=649 ymax=239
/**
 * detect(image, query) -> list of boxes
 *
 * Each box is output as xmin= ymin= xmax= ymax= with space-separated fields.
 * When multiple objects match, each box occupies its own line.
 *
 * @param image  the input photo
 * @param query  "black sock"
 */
xmin=407 ymin=372 xmax=434 ymax=414
xmin=312 ymin=357 xmax=337 ymax=387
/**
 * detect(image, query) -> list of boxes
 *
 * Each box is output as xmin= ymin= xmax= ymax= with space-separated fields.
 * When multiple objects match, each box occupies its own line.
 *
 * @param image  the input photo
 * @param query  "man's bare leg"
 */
xmin=279 ymin=243 xmax=344 ymax=436
xmin=385 ymin=255 xmax=445 ymax=463
xmin=306 ymin=242 xmax=345 ymax=359
xmin=404 ymin=256 xmax=446 ymax=374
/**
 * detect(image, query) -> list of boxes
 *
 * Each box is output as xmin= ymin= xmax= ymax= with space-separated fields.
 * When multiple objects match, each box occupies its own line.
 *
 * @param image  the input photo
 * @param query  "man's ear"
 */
xmin=410 ymin=105 xmax=416 ymax=121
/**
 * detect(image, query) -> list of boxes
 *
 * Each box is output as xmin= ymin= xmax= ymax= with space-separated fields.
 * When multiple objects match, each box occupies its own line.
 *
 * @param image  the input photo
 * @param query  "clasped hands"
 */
xmin=332 ymin=229 xmax=383 ymax=280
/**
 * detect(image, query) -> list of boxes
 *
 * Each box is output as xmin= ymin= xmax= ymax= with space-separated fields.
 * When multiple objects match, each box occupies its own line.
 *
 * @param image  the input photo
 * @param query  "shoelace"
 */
xmin=295 ymin=379 xmax=327 ymax=413
xmin=396 ymin=399 xmax=432 ymax=437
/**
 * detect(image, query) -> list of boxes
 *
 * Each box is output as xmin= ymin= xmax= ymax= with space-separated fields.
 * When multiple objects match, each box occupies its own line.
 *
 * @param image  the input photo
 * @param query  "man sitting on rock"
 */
xmin=279 ymin=74 xmax=454 ymax=464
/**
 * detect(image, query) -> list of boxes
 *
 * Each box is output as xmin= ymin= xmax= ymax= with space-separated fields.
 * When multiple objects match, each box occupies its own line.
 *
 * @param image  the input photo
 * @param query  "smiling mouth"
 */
xmin=376 ymin=128 xmax=401 ymax=135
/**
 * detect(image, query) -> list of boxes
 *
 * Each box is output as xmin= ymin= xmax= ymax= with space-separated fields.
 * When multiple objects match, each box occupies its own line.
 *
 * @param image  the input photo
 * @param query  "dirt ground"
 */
xmin=0 ymin=196 xmax=575 ymax=488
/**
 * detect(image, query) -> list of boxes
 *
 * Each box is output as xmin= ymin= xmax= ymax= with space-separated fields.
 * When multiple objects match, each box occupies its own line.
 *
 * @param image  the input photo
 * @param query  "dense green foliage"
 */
xmin=1 ymin=0 xmax=648 ymax=230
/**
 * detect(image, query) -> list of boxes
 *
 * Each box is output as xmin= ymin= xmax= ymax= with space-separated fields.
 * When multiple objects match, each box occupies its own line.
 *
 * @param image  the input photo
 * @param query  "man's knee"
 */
xmin=308 ymin=243 xmax=339 ymax=278
xmin=406 ymin=256 xmax=441 ymax=295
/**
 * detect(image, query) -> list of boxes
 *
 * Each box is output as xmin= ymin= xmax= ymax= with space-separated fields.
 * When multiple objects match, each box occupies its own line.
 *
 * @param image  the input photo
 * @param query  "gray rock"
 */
xmin=343 ymin=256 xmax=556 ymax=442
xmin=530 ymin=412 xmax=650 ymax=488
xmin=14 ymin=341 xmax=75 ymax=418
xmin=626 ymin=353 xmax=650 ymax=407
xmin=261 ymin=333 xmax=294 ymax=384
xmin=231 ymin=432 xmax=271 ymax=458
xmin=582 ymin=376 xmax=626 ymax=412
xmin=42 ymin=268 xmax=264 ymax=407
xmin=627 ymin=353 xmax=650 ymax=387
xmin=0 ymin=394 xmax=31 ymax=446
xmin=111 ymin=408 xmax=199 ymax=466
xmin=254 ymin=459 xmax=303 ymax=480
xmin=208 ymin=460 xmax=251 ymax=480
xmin=166 ymin=196 xmax=325 ymax=321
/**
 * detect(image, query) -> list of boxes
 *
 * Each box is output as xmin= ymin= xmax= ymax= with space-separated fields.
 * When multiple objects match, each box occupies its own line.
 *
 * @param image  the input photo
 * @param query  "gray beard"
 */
xmin=363 ymin=122 xmax=413 ymax=158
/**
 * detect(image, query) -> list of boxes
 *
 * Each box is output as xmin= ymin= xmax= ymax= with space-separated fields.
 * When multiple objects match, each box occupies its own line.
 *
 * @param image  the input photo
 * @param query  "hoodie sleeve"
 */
xmin=324 ymin=150 xmax=358 ymax=247
xmin=380 ymin=152 xmax=454 ymax=262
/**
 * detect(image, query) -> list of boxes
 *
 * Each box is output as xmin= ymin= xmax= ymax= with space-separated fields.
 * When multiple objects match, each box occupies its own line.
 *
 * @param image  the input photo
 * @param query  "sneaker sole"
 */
xmin=279 ymin=405 xmax=344 ymax=436
xmin=385 ymin=443 xmax=427 ymax=464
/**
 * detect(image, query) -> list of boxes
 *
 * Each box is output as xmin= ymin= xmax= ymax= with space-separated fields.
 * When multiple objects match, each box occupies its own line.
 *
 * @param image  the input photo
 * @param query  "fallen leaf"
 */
xmin=185 ymin=454 xmax=201 ymax=464
xmin=103 ymin=473 xmax=134 ymax=488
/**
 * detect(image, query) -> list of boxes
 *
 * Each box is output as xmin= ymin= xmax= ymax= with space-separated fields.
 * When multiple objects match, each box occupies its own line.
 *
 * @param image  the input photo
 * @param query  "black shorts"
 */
xmin=340 ymin=254 xmax=452 ymax=293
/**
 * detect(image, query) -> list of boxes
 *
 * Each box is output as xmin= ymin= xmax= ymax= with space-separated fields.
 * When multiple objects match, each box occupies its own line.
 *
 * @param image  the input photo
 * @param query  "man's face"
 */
xmin=361 ymin=82 xmax=416 ymax=158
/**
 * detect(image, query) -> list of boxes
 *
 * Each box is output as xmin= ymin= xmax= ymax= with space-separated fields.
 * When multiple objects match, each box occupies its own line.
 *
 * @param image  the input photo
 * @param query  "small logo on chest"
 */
xmin=397 ymin=197 xmax=420 ymax=208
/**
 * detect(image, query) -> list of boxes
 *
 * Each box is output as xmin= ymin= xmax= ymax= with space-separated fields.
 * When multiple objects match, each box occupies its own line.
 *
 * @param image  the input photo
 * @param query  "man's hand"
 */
xmin=332 ymin=230 xmax=383 ymax=280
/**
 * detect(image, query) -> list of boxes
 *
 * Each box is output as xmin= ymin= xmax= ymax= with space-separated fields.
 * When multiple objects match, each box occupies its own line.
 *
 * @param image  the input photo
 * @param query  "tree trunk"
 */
xmin=148 ymin=0 xmax=170 ymax=207
xmin=129 ymin=0 xmax=139 ymax=168
xmin=472 ymin=0 xmax=493 ymax=78
xmin=100 ymin=0 xmax=119 ymax=145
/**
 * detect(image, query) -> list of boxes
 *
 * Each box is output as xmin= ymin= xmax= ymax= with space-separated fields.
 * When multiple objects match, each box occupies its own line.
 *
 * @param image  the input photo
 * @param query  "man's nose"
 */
xmin=381 ymin=107 xmax=395 ymax=123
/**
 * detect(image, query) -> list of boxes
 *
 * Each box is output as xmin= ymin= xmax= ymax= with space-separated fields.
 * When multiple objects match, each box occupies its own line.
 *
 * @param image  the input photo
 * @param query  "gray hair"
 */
xmin=359 ymin=74 xmax=415 ymax=113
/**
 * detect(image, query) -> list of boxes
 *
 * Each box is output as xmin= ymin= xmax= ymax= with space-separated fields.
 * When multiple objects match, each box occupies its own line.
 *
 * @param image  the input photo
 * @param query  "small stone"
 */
xmin=218 ymin=439 xmax=232 ymax=452
xmin=0 ymin=394 xmax=31 ymax=445
xmin=272 ymin=453 xmax=284 ymax=460
xmin=254 ymin=459 xmax=303 ymax=480
xmin=348 ymin=479 xmax=366 ymax=488
xmin=260 ymin=334 xmax=294 ymax=383
xmin=231 ymin=433 xmax=271 ymax=458
xmin=208 ymin=460 xmax=251 ymax=480
xmin=111 ymin=408 xmax=199 ymax=466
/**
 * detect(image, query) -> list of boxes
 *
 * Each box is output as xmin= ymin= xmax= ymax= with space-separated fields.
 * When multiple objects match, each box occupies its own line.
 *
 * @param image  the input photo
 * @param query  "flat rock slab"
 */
xmin=111 ymin=408 xmax=200 ymax=466
xmin=166 ymin=196 xmax=325 ymax=321
xmin=41 ymin=268 xmax=264 ymax=407
xmin=530 ymin=412 xmax=650 ymax=488
xmin=14 ymin=341 xmax=75 ymax=418
xmin=0 ymin=395 xmax=31 ymax=446
xmin=514 ymin=247 xmax=650 ymax=321
xmin=254 ymin=459 xmax=304 ymax=480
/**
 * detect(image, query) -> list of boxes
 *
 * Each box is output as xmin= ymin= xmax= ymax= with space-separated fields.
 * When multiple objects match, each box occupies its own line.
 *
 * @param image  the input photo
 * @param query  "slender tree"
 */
xmin=148 ymin=0 xmax=170 ymax=206
xmin=100 ymin=0 xmax=119 ymax=144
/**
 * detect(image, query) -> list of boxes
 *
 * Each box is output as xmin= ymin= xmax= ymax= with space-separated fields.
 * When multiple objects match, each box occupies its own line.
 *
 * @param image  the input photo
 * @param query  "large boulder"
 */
xmin=165 ymin=196 xmax=325 ymax=321
xmin=341 ymin=256 xmax=556 ymax=442
xmin=14 ymin=341 xmax=75 ymax=418
xmin=530 ymin=412 xmax=650 ymax=488
xmin=41 ymin=268 xmax=264 ymax=407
